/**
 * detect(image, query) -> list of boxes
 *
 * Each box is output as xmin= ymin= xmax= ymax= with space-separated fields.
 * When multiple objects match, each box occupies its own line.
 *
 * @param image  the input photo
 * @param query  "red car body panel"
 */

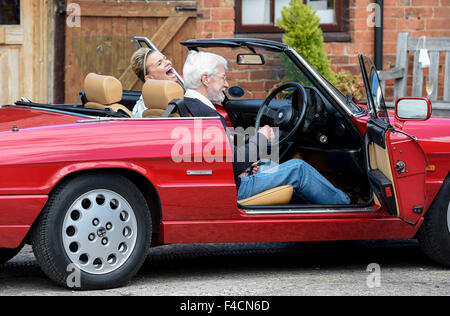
xmin=0 ymin=106 xmax=238 ymax=247
xmin=351 ymin=113 xmax=450 ymax=212
xmin=396 ymin=117 xmax=450 ymax=213
xmin=0 ymin=196 xmax=47 ymax=248
xmin=0 ymin=104 xmax=449 ymax=249
xmin=160 ymin=217 xmax=421 ymax=244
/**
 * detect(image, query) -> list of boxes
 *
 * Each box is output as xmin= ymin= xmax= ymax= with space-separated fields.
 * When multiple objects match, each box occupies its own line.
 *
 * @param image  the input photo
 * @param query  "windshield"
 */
xmin=314 ymin=64 xmax=364 ymax=113
xmin=359 ymin=55 xmax=390 ymax=124
xmin=193 ymin=45 xmax=363 ymax=114
xmin=194 ymin=46 xmax=314 ymax=101
xmin=286 ymin=48 xmax=365 ymax=116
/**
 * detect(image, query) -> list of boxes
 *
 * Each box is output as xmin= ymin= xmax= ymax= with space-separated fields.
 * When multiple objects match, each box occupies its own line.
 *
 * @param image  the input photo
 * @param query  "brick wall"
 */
xmin=196 ymin=0 xmax=450 ymax=101
xmin=196 ymin=0 xmax=235 ymax=39
xmin=326 ymin=0 xmax=450 ymax=100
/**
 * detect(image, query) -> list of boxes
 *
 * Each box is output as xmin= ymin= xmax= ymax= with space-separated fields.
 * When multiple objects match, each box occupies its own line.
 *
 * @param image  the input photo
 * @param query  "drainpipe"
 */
xmin=374 ymin=0 xmax=384 ymax=70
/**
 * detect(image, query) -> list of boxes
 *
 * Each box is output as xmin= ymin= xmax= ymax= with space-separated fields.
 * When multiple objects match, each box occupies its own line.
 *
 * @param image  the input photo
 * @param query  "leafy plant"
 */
xmin=335 ymin=69 xmax=364 ymax=103
xmin=277 ymin=0 xmax=336 ymax=84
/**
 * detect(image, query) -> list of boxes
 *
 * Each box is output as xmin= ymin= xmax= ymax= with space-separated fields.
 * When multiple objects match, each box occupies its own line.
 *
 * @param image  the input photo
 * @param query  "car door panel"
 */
xmin=359 ymin=55 xmax=428 ymax=222
xmin=365 ymin=119 xmax=398 ymax=216
xmin=387 ymin=130 xmax=427 ymax=224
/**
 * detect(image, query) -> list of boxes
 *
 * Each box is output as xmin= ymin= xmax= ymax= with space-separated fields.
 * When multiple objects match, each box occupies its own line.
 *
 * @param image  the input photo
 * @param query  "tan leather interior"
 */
xmin=291 ymin=152 xmax=304 ymax=160
xmin=143 ymin=108 xmax=180 ymax=118
xmin=109 ymin=104 xmax=134 ymax=118
xmin=142 ymin=79 xmax=184 ymax=117
xmin=83 ymin=73 xmax=133 ymax=118
xmin=84 ymin=73 xmax=122 ymax=105
xmin=369 ymin=142 xmax=399 ymax=214
xmin=238 ymin=185 xmax=294 ymax=206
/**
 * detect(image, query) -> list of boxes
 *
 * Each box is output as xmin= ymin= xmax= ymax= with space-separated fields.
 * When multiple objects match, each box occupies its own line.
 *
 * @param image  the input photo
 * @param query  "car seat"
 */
xmin=141 ymin=79 xmax=186 ymax=117
xmin=83 ymin=73 xmax=134 ymax=118
xmin=238 ymin=185 xmax=293 ymax=206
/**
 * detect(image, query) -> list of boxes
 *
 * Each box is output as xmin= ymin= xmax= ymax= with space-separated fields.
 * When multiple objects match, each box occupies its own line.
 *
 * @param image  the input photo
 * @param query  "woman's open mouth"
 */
xmin=166 ymin=67 xmax=176 ymax=78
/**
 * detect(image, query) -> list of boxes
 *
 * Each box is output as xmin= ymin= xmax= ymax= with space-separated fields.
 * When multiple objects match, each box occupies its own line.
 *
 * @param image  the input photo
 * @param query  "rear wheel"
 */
xmin=417 ymin=178 xmax=450 ymax=266
xmin=31 ymin=173 xmax=152 ymax=290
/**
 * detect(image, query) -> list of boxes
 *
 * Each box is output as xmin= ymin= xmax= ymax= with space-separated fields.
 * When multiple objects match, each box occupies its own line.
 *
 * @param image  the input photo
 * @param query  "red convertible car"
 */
xmin=0 ymin=38 xmax=449 ymax=290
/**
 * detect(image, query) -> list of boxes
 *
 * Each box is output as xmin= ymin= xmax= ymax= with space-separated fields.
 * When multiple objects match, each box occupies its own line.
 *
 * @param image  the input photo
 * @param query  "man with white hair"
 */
xmin=182 ymin=51 xmax=350 ymax=205
xmin=182 ymin=51 xmax=235 ymax=127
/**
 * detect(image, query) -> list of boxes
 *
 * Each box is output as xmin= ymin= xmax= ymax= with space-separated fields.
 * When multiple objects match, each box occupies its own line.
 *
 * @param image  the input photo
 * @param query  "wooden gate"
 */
xmin=65 ymin=0 xmax=197 ymax=103
xmin=0 ymin=0 xmax=49 ymax=105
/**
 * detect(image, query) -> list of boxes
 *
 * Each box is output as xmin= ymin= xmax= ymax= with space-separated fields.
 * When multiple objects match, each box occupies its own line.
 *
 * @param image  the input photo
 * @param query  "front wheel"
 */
xmin=31 ymin=173 xmax=152 ymax=290
xmin=417 ymin=178 xmax=450 ymax=266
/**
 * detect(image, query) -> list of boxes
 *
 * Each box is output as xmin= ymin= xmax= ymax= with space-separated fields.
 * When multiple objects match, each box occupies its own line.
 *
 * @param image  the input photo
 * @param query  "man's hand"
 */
xmin=238 ymin=172 xmax=249 ymax=178
xmin=258 ymin=125 xmax=275 ymax=142
xmin=238 ymin=162 xmax=260 ymax=178
xmin=250 ymin=162 xmax=260 ymax=174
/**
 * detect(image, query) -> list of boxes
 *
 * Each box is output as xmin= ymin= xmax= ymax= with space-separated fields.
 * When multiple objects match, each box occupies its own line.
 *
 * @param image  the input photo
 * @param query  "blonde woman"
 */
xmin=130 ymin=48 xmax=182 ymax=117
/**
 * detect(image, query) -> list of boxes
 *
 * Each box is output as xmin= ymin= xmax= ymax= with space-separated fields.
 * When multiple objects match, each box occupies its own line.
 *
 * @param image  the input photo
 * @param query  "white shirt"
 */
xmin=132 ymin=89 xmax=215 ymax=118
xmin=132 ymin=95 xmax=146 ymax=118
xmin=184 ymin=89 xmax=217 ymax=111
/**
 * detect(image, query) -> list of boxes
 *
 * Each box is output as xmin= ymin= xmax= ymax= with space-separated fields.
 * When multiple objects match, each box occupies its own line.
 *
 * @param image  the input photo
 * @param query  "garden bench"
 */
xmin=379 ymin=33 xmax=450 ymax=110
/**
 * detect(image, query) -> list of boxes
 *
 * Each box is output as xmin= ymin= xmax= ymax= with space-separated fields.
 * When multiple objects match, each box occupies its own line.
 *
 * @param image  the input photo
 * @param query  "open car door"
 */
xmin=359 ymin=55 xmax=428 ymax=225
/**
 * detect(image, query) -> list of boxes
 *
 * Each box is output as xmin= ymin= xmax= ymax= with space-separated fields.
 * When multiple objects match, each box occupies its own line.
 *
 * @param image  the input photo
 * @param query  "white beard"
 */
xmin=208 ymin=89 xmax=226 ymax=104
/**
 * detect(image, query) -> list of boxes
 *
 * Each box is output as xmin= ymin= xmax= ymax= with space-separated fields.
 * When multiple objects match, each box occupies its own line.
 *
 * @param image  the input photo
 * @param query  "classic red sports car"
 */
xmin=0 ymin=38 xmax=449 ymax=290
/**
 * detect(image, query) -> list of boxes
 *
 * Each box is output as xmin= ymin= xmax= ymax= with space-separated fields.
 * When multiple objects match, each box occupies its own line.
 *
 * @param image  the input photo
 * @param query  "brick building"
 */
xmin=1 ymin=0 xmax=448 ymax=104
xmin=195 ymin=0 xmax=450 ymax=101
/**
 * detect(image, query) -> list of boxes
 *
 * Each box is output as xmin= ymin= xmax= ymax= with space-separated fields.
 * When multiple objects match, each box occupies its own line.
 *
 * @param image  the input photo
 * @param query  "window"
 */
xmin=0 ymin=0 xmax=20 ymax=25
xmin=235 ymin=0 xmax=350 ymax=42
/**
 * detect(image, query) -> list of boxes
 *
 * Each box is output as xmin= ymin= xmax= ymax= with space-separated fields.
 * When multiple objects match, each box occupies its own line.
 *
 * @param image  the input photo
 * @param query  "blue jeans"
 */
xmin=237 ymin=159 xmax=351 ymax=205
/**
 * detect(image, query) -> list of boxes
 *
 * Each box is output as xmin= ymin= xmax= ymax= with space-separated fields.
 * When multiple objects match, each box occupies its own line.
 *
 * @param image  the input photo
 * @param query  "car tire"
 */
xmin=417 ymin=177 xmax=450 ymax=267
xmin=31 ymin=172 xmax=152 ymax=290
xmin=0 ymin=243 xmax=24 ymax=265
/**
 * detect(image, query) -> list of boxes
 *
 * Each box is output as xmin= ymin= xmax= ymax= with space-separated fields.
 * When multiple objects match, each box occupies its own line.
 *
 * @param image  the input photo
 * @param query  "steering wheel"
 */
xmin=255 ymin=82 xmax=308 ymax=150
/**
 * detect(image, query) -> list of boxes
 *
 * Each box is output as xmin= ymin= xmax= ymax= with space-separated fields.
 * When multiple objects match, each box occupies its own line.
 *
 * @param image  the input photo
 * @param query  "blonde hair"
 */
xmin=131 ymin=48 xmax=156 ymax=82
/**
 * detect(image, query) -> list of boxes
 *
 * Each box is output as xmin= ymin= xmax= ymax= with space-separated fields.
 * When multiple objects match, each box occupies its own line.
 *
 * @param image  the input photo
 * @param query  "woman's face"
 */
xmin=145 ymin=51 xmax=178 ymax=82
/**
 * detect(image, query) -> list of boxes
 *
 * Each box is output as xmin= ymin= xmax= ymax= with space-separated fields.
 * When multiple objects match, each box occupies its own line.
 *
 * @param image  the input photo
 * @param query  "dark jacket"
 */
xmin=184 ymin=97 xmax=263 ymax=190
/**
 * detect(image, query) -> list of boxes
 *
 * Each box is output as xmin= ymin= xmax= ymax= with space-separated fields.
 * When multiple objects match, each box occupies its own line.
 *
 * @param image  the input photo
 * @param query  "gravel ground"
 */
xmin=1 ymin=239 xmax=449 ymax=296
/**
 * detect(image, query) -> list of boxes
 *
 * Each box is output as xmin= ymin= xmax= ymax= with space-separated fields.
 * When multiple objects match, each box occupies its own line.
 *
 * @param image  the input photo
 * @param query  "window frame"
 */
xmin=235 ymin=0 xmax=350 ymax=42
xmin=0 ymin=0 xmax=20 ymax=25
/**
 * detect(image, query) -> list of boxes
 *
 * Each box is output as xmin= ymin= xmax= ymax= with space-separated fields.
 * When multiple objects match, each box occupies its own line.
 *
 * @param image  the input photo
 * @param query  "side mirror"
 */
xmin=395 ymin=97 xmax=431 ymax=121
xmin=237 ymin=53 xmax=265 ymax=65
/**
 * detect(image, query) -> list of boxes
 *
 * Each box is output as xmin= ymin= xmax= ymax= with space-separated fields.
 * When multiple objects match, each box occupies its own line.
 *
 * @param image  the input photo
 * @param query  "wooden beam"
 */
xmin=0 ymin=26 xmax=24 ymax=45
xmin=444 ymin=53 xmax=450 ymax=102
xmin=429 ymin=51 xmax=440 ymax=101
xmin=67 ymin=1 xmax=197 ymax=18
xmin=412 ymin=50 xmax=424 ymax=97
xmin=21 ymin=0 xmax=49 ymax=103
xmin=407 ymin=37 xmax=450 ymax=51
xmin=394 ymin=33 xmax=409 ymax=100
xmin=0 ymin=28 xmax=5 ymax=44
xmin=378 ymin=67 xmax=404 ymax=81
xmin=151 ymin=16 xmax=189 ymax=52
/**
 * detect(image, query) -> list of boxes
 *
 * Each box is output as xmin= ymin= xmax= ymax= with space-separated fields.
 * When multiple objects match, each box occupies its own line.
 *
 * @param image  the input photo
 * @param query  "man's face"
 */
xmin=145 ymin=51 xmax=178 ymax=83
xmin=206 ymin=64 xmax=229 ymax=103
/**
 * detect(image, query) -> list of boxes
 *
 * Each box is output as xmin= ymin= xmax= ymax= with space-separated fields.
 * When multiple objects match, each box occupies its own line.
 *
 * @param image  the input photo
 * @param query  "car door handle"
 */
xmin=187 ymin=170 xmax=213 ymax=176
xmin=395 ymin=161 xmax=406 ymax=175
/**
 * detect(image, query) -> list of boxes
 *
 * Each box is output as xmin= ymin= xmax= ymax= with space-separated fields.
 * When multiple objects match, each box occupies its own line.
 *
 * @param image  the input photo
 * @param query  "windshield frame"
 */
xmin=358 ymin=54 xmax=391 ymax=125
